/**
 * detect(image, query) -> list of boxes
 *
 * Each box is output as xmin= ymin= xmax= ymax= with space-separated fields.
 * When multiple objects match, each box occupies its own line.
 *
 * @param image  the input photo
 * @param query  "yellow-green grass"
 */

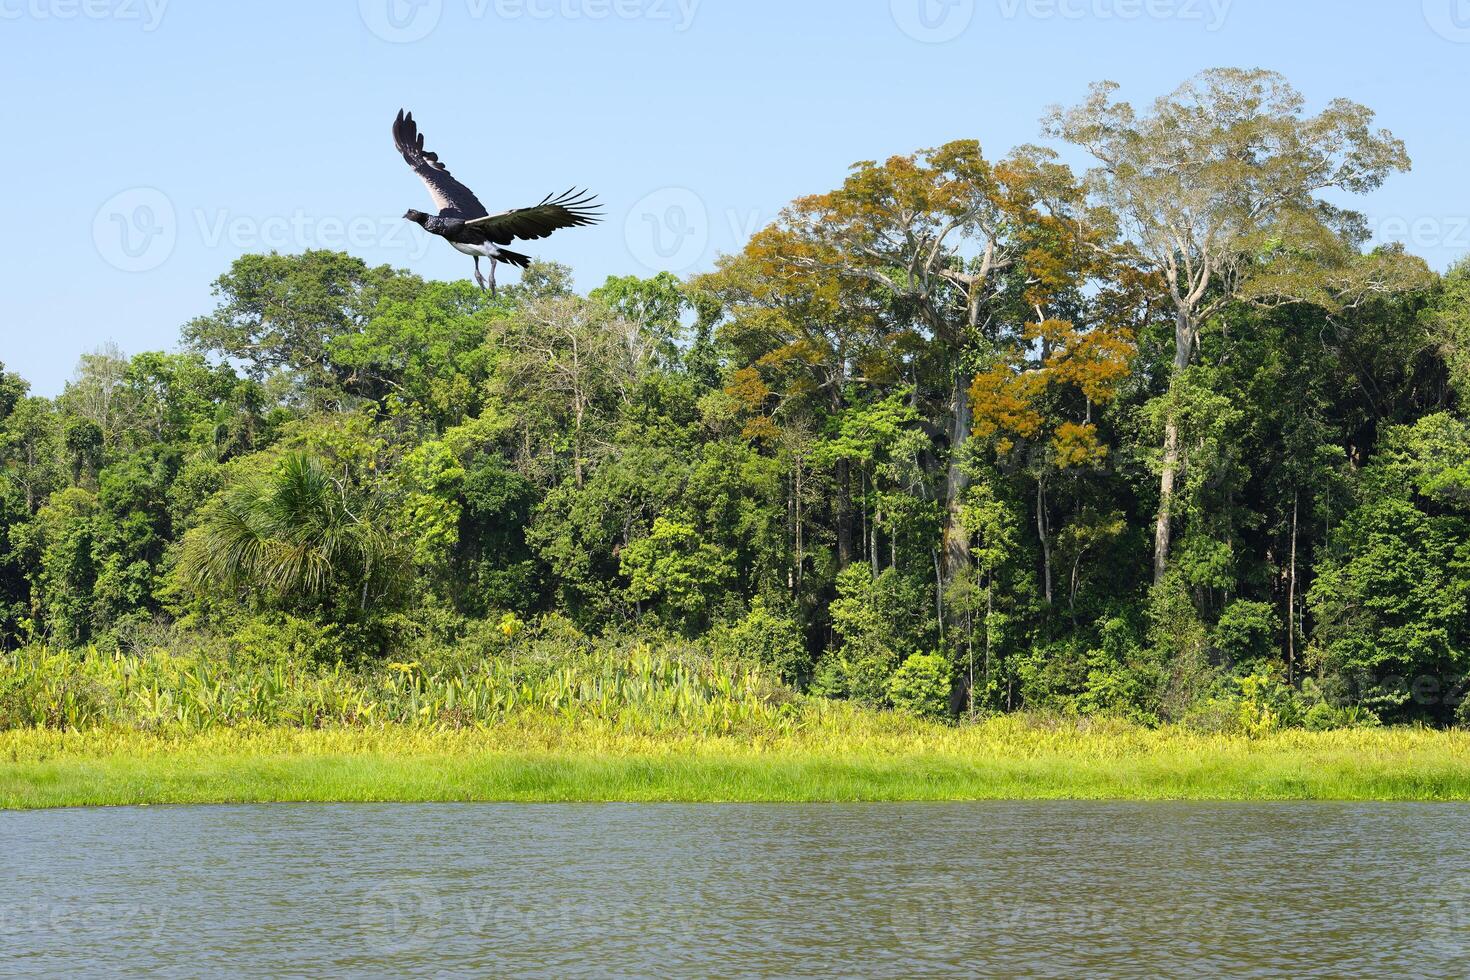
xmin=6 ymin=715 xmax=1470 ymax=809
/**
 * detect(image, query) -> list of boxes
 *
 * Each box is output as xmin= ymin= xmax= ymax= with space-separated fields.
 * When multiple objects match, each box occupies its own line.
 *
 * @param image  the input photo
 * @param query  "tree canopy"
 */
xmin=1 ymin=69 xmax=1466 ymax=729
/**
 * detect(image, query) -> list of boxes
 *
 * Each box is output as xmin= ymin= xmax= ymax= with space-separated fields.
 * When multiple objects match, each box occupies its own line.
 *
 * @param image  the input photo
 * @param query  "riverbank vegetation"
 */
xmin=7 ymin=719 xmax=1470 ymax=808
xmin=3 ymin=68 xmax=1470 ymax=749
xmin=0 ymin=630 xmax=1394 ymax=737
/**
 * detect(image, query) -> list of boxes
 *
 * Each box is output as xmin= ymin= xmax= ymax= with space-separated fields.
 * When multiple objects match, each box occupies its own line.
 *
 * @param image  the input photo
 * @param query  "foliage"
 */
xmin=813 ymin=566 xmax=929 ymax=704
xmin=1 ymin=70 xmax=1467 ymax=734
xmin=177 ymin=453 xmax=408 ymax=630
xmin=620 ymin=515 xmax=736 ymax=632
xmin=717 ymin=597 xmax=809 ymax=683
xmin=1307 ymin=414 xmax=1470 ymax=723
xmin=0 ymin=633 xmax=788 ymax=736
xmin=1213 ymin=600 xmax=1282 ymax=666
xmin=886 ymin=652 xmax=952 ymax=718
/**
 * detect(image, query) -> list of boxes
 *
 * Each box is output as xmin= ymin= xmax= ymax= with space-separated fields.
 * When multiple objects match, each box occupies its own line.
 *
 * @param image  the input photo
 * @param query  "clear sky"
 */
xmin=3 ymin=0 xmax=1468 ymax=394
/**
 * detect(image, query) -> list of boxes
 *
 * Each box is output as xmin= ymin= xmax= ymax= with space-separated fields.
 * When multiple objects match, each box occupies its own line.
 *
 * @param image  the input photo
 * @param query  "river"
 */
xmin=3 ymin=802 xmax=1468 ymax=976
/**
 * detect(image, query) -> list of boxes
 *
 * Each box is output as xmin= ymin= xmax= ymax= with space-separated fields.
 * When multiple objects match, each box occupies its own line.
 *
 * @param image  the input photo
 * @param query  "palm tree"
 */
xmin=181 ymin=453 xmax=405 ymax=614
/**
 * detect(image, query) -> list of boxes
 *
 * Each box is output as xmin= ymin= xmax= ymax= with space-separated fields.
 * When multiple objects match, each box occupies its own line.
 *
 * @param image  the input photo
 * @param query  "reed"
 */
xmin=5 ymin=643 xmax=1470 ymax=808
xmin=0 ymin=642 xmax=790 ymax=736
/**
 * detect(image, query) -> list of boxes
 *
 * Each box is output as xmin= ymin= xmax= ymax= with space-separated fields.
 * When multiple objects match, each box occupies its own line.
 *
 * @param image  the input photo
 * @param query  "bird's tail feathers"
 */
xmin=498 ymin=248 xmax=532 ymax=269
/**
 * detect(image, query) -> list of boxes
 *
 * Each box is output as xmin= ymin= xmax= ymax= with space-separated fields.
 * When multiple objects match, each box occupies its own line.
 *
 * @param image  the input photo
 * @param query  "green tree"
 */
xmin=1428 ymin=257 xmax=1470 ymax=401
xmin=1047 ymin=68 xmax=1421 ymax=583
xmin=887 ymin=652 xmax=952 ymax=718
xmin=620 ymin=515 xmax=736 ymax=633
xmin=179 ymin=453 xmax=407 ymax=621
xmin=1308 ymin=414 xmax=1470 ymax=722
xmin=185 ymin=251 xmax=415 ymax=407
xmin=720 ymin=597 xmax=809 ymax=683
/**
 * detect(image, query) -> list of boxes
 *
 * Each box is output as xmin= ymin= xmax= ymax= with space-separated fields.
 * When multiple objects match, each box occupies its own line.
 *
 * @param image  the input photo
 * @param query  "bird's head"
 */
xmin=403 ymin=209 xmax=429 ymax=225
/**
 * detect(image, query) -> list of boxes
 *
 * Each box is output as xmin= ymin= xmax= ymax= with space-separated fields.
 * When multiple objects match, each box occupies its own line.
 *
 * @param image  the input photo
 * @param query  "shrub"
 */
xmin=817 ymin=566 xmax=925 ymax=704
xmin=0 ymin=634 xmax=792 ymax=735
xmin=1013 ymin=615 xmax=1160 ymax=724
xmin=1212 ymin=600 xmax=1281 ymax=666
xmin=716 ymin=598 xmax=808 ymax=683
xmin=887 ymin=652 xmax=951 ymax=719
xmin=1235 ymin=670 xmax=1295 ymax=736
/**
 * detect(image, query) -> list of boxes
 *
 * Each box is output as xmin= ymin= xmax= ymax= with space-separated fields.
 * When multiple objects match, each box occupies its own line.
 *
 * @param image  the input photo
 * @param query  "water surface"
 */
xmin=3 ymin=802 xmax=1468 ymax=977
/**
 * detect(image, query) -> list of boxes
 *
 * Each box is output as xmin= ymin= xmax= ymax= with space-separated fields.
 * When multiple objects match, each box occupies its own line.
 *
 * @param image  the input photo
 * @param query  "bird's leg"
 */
xmin=488 ymin=258 xmax=498 ymax=297
xmin=472 ymin=257 xmax=487 ymax=292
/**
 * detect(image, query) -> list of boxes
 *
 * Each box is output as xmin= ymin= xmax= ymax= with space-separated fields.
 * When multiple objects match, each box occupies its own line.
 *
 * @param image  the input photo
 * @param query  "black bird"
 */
xmin=393 ymin=109 xmax=602 ymax=294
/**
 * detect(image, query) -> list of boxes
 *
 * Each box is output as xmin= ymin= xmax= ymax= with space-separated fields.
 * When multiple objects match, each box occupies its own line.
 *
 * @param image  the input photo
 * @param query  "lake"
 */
xmin=3 ymin=802 xmax=1468 ymax=976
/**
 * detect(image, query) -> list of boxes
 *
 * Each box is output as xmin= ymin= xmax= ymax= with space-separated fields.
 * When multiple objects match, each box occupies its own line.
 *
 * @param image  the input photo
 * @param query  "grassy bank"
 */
xmin=6 ymin=716 xmax=1470 ymax=809
xmin=7 ymin=643 xmax=1470 ymax=808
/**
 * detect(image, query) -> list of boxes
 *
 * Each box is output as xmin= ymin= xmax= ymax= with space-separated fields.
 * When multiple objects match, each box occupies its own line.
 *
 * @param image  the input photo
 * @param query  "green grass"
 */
xmin=6 ymin=717 xmax=1470 ymax=808
xmin=7 ymin=644 xmax=1470 ymax=808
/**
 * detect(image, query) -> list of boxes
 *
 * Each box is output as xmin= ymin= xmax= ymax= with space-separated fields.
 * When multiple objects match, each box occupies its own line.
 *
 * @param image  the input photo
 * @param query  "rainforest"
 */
xmin=4 ymin=71 xmax=1470 ymax=806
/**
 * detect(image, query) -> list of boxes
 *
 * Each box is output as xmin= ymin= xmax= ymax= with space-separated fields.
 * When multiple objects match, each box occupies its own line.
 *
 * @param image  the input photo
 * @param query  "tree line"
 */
xmin=2 ymin=68 xmax=1468 ymax=726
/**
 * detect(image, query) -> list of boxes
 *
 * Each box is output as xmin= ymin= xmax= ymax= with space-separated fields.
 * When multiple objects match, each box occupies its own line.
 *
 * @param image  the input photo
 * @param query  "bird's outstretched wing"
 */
xmin=393 ymin=109 xmax=488 ymax=219
xmin=464 ymin=189 xmax=603 ymax=244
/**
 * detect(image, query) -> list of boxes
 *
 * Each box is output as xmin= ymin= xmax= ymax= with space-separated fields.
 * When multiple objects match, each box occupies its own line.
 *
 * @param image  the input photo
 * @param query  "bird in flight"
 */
xmin=393 ymin=109 xmax=602 ymax=295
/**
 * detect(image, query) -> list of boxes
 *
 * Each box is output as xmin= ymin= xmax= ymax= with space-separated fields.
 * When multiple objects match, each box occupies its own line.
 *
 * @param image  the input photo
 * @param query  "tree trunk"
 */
xmin=871 ymin=498 xmax=881 ymax=577
xmin=966 ymin=605 xmax=975 ymax=719
xmin=794 ymin=460 xmax=804 ymax=588
xmin=932 ymin=548 xmax=945 ymax=635
xmin=572 ymin=398 xmax=586 ymax=489
xmin=1287 ymin=491 xmax=1298 ymax=683
xmin=1037 ymin=479 xmax=1053 ymax=605
xmin=787 ymin=473 xmax=796 ymax=593
xmin=1153 ymin=311 xmax=1196 ymax=584
xmin=1153 ymin=420 xmax=1180 ymax=585
xmin=942 ymin=373 xmax=973 ymax=580
xmin=984 ymin=575 xmax=993 ymax=711
xmin=862 ymin=469 xmax=875 ymax=575
xmin=836 ymin=457 xmax=854 ymax=569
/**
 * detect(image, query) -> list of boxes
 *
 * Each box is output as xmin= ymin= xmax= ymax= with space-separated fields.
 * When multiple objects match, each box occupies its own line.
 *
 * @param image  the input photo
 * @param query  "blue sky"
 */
xmin=3 ymin=0 xmax=1468 ymax=394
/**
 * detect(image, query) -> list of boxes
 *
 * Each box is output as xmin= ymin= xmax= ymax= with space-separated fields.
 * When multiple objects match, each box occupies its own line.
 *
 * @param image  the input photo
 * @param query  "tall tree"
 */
xmin=184 ymin=251 xmax=415 ymax=409
xmin=492 ymin=295 xmax=641 ymax=488
xmin=1046 ymin=68 xmax=1416 ymax=583
xmin=710 ymin=141 xmax=1101 ymax=588
xmin=1428 ymin=258 xmax=1470 ymax=402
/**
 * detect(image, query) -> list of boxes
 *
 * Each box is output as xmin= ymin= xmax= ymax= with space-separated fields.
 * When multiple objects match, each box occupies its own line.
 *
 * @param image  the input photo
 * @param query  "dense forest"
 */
xmin=4 ymin=68 xmax=1469 ymax=729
